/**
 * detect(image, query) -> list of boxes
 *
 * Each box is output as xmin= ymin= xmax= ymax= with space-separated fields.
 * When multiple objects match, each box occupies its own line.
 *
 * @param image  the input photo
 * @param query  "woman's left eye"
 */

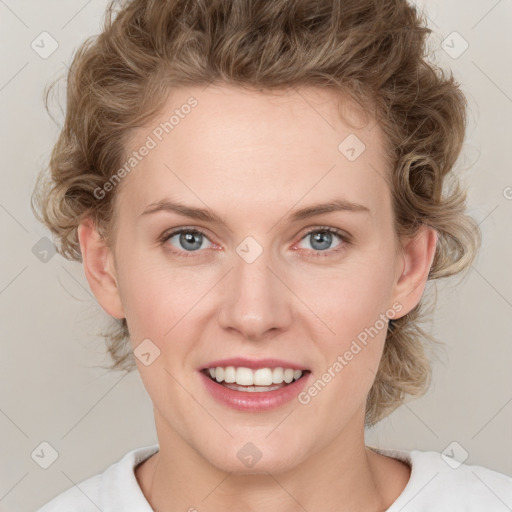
xmin=160 ymin=226 xmax=349 ymax=258
xmin=295 ymin=227 xmax=347 ymax=255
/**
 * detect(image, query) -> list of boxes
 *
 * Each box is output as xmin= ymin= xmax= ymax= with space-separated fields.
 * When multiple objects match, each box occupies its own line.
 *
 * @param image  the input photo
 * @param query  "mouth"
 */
xmin=199 ymin=365 xmax=312 ymax=411
xmin=200 ymin=366 xmax=311 ymax=393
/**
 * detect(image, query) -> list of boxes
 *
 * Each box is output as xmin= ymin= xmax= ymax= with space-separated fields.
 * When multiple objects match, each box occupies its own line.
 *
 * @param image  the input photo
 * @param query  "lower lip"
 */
xmin=199 ymin=370 xmax=311 ymax=412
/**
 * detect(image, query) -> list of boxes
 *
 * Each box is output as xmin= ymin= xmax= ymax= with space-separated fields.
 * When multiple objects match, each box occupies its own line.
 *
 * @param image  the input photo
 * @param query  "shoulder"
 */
xmin=34 ymin=444 xmax=159 ymax=512
xmin=369 ymin=446 xmax=512 ymax=511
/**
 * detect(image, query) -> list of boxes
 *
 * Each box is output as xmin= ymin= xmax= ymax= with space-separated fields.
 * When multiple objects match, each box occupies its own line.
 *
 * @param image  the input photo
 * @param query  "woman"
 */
xmin=31 ymin=0 xmax=512 ymax=510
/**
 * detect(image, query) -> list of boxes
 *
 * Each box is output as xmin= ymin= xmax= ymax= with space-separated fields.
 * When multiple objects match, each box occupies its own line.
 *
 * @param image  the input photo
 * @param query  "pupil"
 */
xmin=312 ymin=231 xmax=331 ymax=251
xmin=181 ymin=231 xmax=202 ymax=251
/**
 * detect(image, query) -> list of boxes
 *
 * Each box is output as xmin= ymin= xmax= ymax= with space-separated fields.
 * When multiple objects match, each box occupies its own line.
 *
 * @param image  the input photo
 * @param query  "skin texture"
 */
xmin=78 ymin=84 xmax=437 ymax=512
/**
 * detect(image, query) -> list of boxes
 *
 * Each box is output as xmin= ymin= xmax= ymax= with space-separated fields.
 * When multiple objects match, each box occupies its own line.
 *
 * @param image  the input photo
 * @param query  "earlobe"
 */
xmin=77 ymin=218 xmax=125 ymax=319
xmin=391 ymin=225 xmax=438 ymax=318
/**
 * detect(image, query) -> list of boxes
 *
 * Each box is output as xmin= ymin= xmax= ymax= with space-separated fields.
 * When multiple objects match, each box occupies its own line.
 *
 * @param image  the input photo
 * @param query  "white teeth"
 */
xmin=223 ymin=383 xmax=284 ymax=392
xmin=224 ymin=366 xmax=236 ymax=383
xmin=215 ymin=367 xmax=224 ymax=383
xmin=236 ymin=367 xmax=254 ymax=385
xmin=283 ymin=368 xmax=294 ymax=383
xmin=206 ymin=366 xmax=304 ymax=386
xmin=273 ymin=367 xmax=284 ymax=383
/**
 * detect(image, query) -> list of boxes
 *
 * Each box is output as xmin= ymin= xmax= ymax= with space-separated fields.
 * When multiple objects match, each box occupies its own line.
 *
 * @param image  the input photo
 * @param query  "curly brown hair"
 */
xmin=31 ymin=0 xmax=481 ymax=427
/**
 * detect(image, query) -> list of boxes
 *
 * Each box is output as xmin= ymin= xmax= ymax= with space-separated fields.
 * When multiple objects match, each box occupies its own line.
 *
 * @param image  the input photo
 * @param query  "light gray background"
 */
xmin=1 ymin=1 xmax=511 ymax=511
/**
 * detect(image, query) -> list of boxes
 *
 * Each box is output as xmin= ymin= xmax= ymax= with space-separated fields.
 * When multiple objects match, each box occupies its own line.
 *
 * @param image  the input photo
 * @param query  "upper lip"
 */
xmin=200 ymin=357 xmax=310 ymax=371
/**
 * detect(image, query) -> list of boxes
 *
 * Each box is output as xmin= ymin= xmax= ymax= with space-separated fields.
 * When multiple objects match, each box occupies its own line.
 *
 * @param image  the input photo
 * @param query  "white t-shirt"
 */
xmin=35 ymin=443 xmax=512 ymax=511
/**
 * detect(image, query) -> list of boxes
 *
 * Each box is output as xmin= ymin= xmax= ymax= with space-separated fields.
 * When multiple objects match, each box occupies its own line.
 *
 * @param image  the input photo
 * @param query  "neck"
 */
xmin=136 ymin=408 xmax=410 ymax=512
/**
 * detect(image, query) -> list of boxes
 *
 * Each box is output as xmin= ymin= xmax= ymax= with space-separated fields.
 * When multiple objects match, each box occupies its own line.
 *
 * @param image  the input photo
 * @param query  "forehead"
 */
xmin=116 ymin=84 xmax=391 ymax=222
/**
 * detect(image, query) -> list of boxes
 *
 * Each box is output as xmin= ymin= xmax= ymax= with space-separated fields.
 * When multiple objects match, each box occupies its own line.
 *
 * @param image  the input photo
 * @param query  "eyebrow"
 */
xmin=140 ymin=198 xmax=370 ymax=227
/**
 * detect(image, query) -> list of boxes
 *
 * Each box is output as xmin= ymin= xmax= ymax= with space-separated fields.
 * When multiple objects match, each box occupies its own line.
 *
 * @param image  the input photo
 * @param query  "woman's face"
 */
xmin=84 ymin=84 xmax=429 ymax=473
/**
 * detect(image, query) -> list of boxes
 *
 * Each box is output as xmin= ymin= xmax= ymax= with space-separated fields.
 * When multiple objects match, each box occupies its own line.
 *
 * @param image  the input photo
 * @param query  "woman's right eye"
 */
xmin=161 ymin=228 xmax=215 ymax=257
xmin=160 ymin=225 xmax=351 ymax=259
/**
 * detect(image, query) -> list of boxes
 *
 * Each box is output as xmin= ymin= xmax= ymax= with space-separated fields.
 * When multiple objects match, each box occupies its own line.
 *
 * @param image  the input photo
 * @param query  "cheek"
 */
xmin=295 ymin=251 xmax=397 ymax=342
xmin=118 ymin=239 xmax=397 ymax=345
xmin=293 ymin=251 xmax=396 ymax=403
xmin=116 ymin=251 xmax=215 ymax=340
xmin=115 ymin=262 xmax=207 ymax=400
xmin=297 ymin=282 xmax=391 ymax=422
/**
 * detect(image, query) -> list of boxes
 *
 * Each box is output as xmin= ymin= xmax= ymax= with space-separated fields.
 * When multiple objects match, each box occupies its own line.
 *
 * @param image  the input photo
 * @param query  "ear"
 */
xmin=77 ymin=218 xmax=125 ymax=319
xmin=390 ymin=224 xmax=438 ymax=318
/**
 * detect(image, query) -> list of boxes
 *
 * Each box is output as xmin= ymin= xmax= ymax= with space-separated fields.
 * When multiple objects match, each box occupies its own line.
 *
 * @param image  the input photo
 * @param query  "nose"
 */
xmin=216 ymin=245 xmax=293 ymax=341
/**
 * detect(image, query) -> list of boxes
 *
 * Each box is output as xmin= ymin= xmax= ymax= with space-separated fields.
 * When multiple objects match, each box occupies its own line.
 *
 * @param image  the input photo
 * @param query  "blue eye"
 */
xmin=163 ymin=229 xmax=214 ymax=256
xmin=160 ymin=226 xmax=350 ymax=259
xmin=297 ymin=227 xmax=346 ymax=254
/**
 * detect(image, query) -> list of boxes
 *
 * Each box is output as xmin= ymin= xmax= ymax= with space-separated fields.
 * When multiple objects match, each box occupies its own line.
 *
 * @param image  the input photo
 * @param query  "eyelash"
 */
xmin=159 ymin=226 xmax=351 ymax=259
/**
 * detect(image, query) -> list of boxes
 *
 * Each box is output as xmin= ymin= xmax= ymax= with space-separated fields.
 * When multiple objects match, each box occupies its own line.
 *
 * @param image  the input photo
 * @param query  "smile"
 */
xmin=199 ymin=367 xmax=312 ymax=411
xmin=203 ymin=366 xmax=304 ymax=388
